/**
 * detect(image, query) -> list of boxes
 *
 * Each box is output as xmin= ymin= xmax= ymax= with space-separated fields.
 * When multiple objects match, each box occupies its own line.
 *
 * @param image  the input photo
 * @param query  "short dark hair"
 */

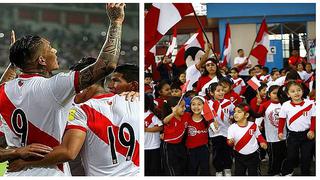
xmin=10 ymin=35 xmax=43 ymax=69
xmin=270 ymin=70 xmax=279 ymax=76
xmin=262 ymin=67 xmax=269 ymax=73
xmin=145 ymin=72 xmax=153 ymax=78
xmin=230 ymin=67 xmax=239 ymax=73
xmin=237 ymin=49 xmax=243 ymax=53
xmin=114 ymin=64 xmax=139 ymax=83
xmin=184 ymin=47 xmax=204 ymax=61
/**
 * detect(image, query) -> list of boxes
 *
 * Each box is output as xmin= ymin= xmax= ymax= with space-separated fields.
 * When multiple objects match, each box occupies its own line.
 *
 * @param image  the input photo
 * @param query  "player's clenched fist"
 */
xmin=106 ymin=3 xmax=125 ymax=24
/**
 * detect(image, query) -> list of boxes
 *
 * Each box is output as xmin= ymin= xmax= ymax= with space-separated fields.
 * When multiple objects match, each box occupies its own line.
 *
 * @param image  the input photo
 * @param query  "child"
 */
xmin=170 ymin=81 xmax=183 ymax=97
xmin=296 ymin=62 xmax=307 ymax=81
xmin=267 ymin=70 xmax=281 ymax=89
xmin=260 ymin=66 xmax=271 ymax=83
xmin=145 ymin=72 xmax=154 ymax=94
xmin=250 ymin=83 xmax=268 ymax=113
xmin=178 ymin=72 xmax=186 ymax=84
xmin=154 ymin=80 xmax=172 ymax=111
xmin=304 ymin=63 xmax=314 ymax=91
xmin=230 ymin=68 xmax=246 ymax=96
xmin=256 ymin=85 xmax=287 ymax=175
xmin=144 ymin=94 xmax=163 ymax=176
xmin=161 ymin=96 xmax=188 ymax=176
xmin=207 ymin=82 xmax=234 ymax=176
xmin=227 ymin=103 xmax=268 ymax=176
xmin=278 ymin=80 xmax=315 ymax=176
xmin=219 ymin=78 xmax=242 ymax=106
xmin=185 ymin=96 xmax=210 ymax=175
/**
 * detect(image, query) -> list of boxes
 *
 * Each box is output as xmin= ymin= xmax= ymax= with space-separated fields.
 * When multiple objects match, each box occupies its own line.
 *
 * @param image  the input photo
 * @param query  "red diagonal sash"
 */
xmin=235 ymin=123 xmax=257 ymax=152
xmin=232 ymin=79 xmax=242 ymax=89
xmin=289 ymin=104 xmax=313 ymax=125
xmin=145 ymin=113 xmax=154 ymax=128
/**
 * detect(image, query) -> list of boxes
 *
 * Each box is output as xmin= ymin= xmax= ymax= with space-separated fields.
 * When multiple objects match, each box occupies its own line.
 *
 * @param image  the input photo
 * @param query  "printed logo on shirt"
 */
xmin=303 ymin=111 xmax=308 ymax=116
xmin=188 ymin=126 xmax=207 ymax=136
xmin=68 ymin=108 xmax=77 ymax=121
xmin=268 ymin=107 xmax=280 ymax=127
xmin=18 ymin=80 xmax=24 ymax=87
xmin=249 ymin=129 xmax=254 ymax=136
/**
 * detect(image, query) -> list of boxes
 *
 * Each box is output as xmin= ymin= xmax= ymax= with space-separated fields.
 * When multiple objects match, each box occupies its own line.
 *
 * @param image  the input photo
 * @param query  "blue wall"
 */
xmin=206 ymin=3 xmax=316 ymax=58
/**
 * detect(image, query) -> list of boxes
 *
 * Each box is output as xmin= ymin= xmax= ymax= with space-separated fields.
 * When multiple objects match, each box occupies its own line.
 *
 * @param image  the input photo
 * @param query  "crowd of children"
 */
xmin=144 ymin=45 xmax=316 ymax=176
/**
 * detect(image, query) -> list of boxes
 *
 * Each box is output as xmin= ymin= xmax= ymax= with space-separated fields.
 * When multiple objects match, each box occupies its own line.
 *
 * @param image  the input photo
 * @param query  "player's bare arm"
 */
xmin=0 ymin=141 xmax=52 ymax=163
xmin=0 ymin=30 xmax=18 ymax=84
xmin=78 ymin=3 xmax=125 ymax=91
xmin=7 ymin=129 xmax=85 ymax=172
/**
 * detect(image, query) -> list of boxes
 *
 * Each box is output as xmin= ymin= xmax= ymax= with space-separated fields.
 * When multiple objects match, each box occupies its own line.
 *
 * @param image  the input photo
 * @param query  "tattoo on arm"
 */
xmin=78 ymin=22 xmax=122 ymax=91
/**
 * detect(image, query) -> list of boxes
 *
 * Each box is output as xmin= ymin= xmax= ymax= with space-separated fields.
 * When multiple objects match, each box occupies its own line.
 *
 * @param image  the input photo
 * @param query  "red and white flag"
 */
xmin=166 ymin=27 xmax=177 ymax=56
xmin=174 ymin=28 xmax=205 ymax=67
xmin=247 ymin=76 xmax=261 ymax=91
xmin=145 ymin=3 xmax=193 ymax=66
xmin=250 ymin=19 xmax=270 ymax=66
xmin=203 ymin=100 xmax=217 ymax=121
xmin=221 ymin=23 xmax=231 ymax=67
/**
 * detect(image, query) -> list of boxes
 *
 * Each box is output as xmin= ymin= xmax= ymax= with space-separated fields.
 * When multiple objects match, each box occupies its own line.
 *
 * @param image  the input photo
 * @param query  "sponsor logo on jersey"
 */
xmin=68 ymin=108 xmax=77 ymax=121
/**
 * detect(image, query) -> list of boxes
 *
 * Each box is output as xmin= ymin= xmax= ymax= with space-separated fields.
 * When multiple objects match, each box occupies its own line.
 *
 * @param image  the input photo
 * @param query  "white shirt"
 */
xmin=199 ymin=76 xmax=218 ymax=96
xmin=228 ymin=121 xmax=261 ymax=155
xmin=233 ymin=56 xmax=252 ymax=76
xmin=67 ymin=94 xmax=139 ymax=176
xmin=186 ymin=64 xmax=201 ymax=91
xmin=279 ymin=99 xmax=315 ymax=132
xmin=297 ymin=70 xmax=307 ymax=81
xmin=0 ymin=72 xmax=78 ymax=176
xmin=144 ymin=111 xmax=163 ymax=150
xmin=231 ymin=77 xmax=246 ymax=95
xmin=208 ymin=99 xmax=234 ymax=138
xmin=258 ymin=101 xmax=287 ymax=142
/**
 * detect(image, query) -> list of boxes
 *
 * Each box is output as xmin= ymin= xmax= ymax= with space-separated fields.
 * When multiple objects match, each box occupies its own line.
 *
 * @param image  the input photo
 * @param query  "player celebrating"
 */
xmin=0 ymin=3 xmax=125 ymax=176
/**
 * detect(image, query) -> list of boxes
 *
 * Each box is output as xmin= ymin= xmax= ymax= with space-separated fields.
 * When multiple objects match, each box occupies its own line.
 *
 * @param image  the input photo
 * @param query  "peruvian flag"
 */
xmin=250 ymin=19 xmax=270 ymax=66
xmin=203 ymin=100 xmax=217 ymax=122
xmin=145 ymin=3 xmax=193 ymax=66
xmin=174 ymin=28 xmax=205 ymax=67
xmin=221 ymin=23 xmax=231 ymax=67
xmin=247 ymin=76 xmax=261 ymax=91
xmin=166 ymin=27 xmax=177 ymax=56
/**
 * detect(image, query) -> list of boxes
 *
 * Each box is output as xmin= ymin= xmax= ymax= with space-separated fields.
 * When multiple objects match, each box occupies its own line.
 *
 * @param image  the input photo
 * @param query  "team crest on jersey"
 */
xmin=68 ymin=108 xmax=77 ymax=121
xmin=303 ymin=111 xmax=308 ymax=116
xmin=188 ymin=126 xmax=197 ymax=136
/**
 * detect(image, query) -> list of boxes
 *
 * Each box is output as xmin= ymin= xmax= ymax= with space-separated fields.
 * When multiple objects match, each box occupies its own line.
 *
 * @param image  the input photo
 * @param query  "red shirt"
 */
xmin=288 ymin=56 xmax=305 ymax=66
xmin=250 ymin=97 xmax=267 ymax=113
xmin=224 ymin=90 xmax=242 ymax=106
xmin=163 ymin=112 xmax=188 ymax=144
xmin=196 ymin=76 xmax=212 ymax=93
xmin=186 ymin=116 xmax=208 ymax=149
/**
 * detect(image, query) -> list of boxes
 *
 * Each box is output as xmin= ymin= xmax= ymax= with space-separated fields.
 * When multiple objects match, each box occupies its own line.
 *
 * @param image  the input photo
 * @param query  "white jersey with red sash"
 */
xmin=144 ymin=110 xmax=163 ymax=150
xmin=227 ymin=122 xmax=262 ymax=155
xmin=67 ymin=94 xmax=139 ymax=176
xmin=0 ymin=72 xmax=79 ymax=176
xmin=258 ymin=101 xmax=286 ymax=142
xmin=231 ymin=77 xmax=245 ymax=95
xmin=208 ymin=99 xmax=234 ymax=138
xmin=279 ymin=99 xmax=315 ymax=132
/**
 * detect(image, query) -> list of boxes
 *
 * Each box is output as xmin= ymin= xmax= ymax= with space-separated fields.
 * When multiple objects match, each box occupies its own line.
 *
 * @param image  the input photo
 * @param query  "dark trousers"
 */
xmin=259 ymin=129 xmax=267 ymax=159
xmin=161 ymin=141 xmax=187 ymax=176
xmin=145 ymin=148 xmax=161 ymax=176
xmin=187 ymin=145 xmax=209 ymax=176
xmin=211 ymin=136 xmax=233 ymax=172
xmin=234 ymin=150 xmax=261 ymax=176
xmin=267 ymin=140 xmax=287 ymax=175
xmin=282 ymin=130 xmax=314 ymax=176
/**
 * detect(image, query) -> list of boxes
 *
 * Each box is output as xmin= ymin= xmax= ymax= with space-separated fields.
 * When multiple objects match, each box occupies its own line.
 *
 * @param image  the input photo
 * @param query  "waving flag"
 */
xmin=221 ymin=23 xmax=231 ymax=67
xmin=166 ymin=27 xmax=177 ymax=56
xmin=174 ymin=28 xmax=205 ymax=67
xmin=250 ymin=19 xmax=270 ymax=66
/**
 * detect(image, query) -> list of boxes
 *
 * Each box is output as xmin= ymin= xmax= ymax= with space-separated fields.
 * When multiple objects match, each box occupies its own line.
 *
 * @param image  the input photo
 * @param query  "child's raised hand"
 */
xmin=227 ymin=138 xmax=234 ymax=146
xmin=278 ymin=133 xmax=284 ymax=140
xmin=260 ymin=142 xmax=267 ymax=150
xmin=307 ymin=131 xmax=315 ymax=140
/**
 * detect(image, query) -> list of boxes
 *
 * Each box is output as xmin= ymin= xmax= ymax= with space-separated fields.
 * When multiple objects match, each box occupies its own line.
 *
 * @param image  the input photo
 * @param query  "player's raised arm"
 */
xmin=78 ymin=3 xmax=125 ymax=91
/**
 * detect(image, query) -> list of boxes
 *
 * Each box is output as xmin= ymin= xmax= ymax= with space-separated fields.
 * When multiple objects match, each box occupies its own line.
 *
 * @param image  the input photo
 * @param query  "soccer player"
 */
xmin=0 ymin=3 xmax=125 ymax=176
xmin=7 ymin=59 xmax=140 ymax=176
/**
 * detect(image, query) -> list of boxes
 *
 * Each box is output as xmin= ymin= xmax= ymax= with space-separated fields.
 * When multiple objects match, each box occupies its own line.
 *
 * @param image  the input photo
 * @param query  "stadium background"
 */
xmin=0 ymin=3 xmax=139 ymax=175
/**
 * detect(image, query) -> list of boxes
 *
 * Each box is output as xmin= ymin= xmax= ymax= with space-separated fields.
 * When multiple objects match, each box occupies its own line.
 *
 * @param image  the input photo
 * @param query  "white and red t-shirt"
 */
xmin=67 ymin=94 xmax=139 ymax=176
xmin=185 ymin=117 xmax=208 ymax=149
xmin=208 ymin=99 xmax=234 ymax=138
xmin=227 ymin=121 xmax=265 ymax=155
xmin=144 ymin=110 xmax=163 ymax=150
xmin=233 ymin=57 xmax=252 ymax=76
xmin=0 ymin=72 xmax=79 ymax=176
xmin=258 ymin=101 xmax=286 ymax=142
xmin=259 ymin=74 xmax=271 ymax=82
xmin=163 ymin=112 xmax=188 ymax=144
xmin=186 ymin=64 xmax=201 ymax=91
xmin=278 ymin=99 xmax=316 ymax=132
xmin=231 ymin=77 xmax=246 ymax=95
